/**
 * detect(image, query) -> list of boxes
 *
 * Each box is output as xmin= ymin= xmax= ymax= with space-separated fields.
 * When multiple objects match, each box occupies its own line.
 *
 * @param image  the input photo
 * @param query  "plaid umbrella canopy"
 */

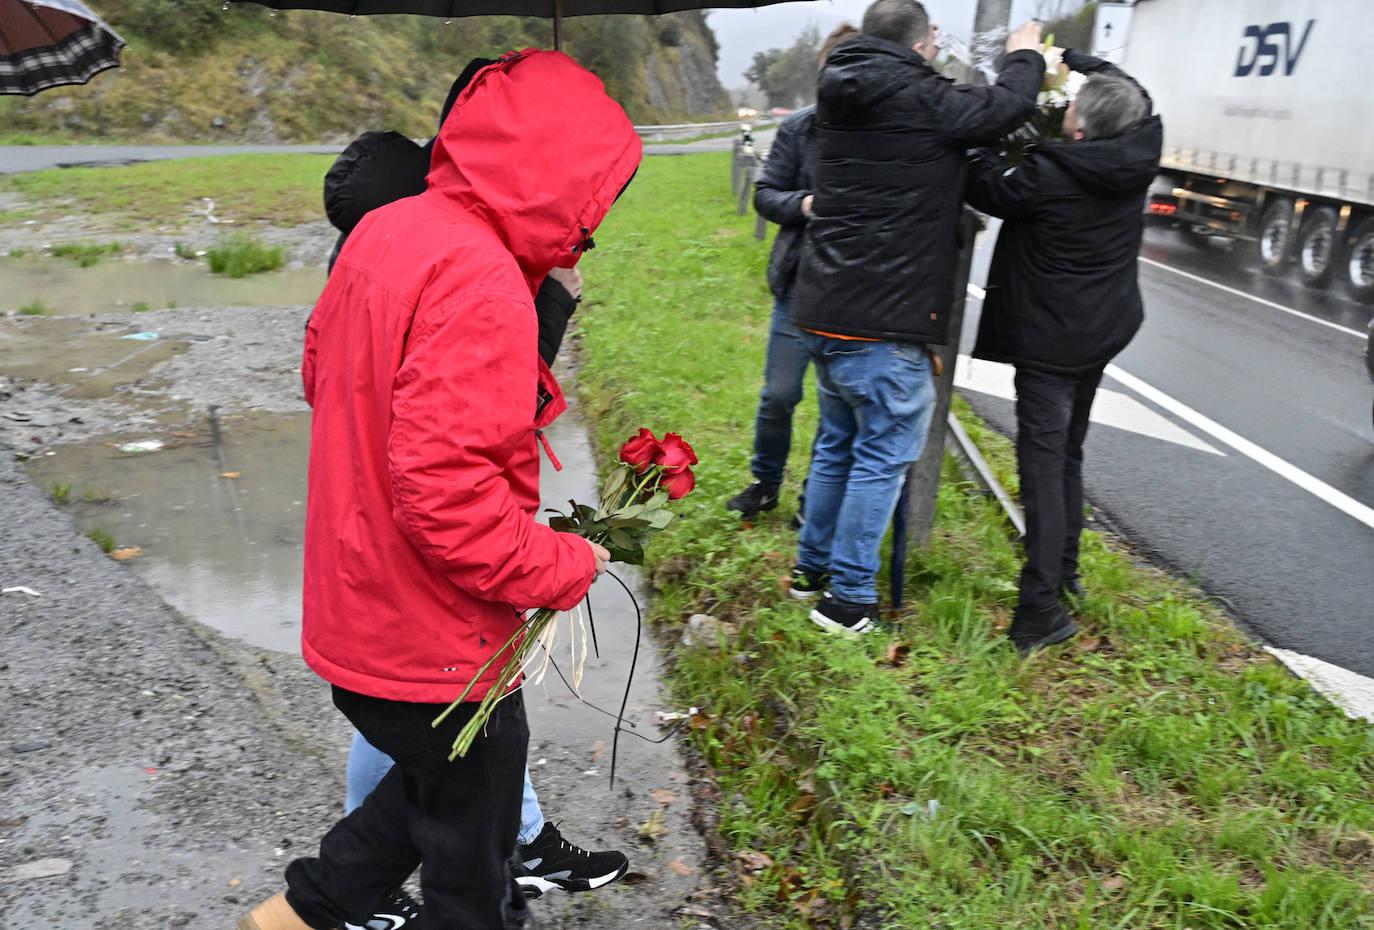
xmin=0 ymin=0 xmax=124 ymax=96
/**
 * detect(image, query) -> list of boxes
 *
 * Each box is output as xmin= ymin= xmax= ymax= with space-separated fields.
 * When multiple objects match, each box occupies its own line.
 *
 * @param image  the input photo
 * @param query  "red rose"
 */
xmin=619 ymin=428 xmax=660 ymax=473
xmin=660 ymin=466 xmax=696 ymax=500
xmin=653 ymin=432 xmax=698 ymax=475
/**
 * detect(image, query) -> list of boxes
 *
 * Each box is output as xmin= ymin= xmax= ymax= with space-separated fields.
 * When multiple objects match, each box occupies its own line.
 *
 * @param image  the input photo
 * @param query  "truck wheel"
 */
xmin=1344 ymin=217 xmax=1374 ymax=303
xmin=1296 ymin=207 xmax=1341 ymax=289
xmin=1256 ymin=199 xmax=1295 ymax=276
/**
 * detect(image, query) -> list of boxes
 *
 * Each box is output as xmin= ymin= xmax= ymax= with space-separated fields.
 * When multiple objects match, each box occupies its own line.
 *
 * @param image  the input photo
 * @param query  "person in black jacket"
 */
xmin=965 ymin=51 xmax=1162 ymax=654
xmin=788 ymin=0 xmax=1046 ymax=635
xmin=726 ymin=23 xmax=858 ymax=525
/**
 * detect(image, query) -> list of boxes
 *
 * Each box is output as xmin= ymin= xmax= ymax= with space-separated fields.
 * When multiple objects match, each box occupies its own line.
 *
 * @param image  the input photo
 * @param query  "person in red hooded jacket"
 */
xmin=239 ymin=50 xmax=642 ymax=930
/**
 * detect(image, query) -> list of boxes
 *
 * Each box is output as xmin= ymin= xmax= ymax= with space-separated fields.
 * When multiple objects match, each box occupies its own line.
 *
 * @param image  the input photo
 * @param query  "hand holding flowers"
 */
xmin=433 ymin=428 xmax=697 ymax=760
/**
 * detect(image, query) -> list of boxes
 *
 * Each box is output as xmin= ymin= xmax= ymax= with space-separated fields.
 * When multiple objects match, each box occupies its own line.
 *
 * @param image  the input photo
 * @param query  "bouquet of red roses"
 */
xmin=434 ymin=428 xmax=697 ymax=759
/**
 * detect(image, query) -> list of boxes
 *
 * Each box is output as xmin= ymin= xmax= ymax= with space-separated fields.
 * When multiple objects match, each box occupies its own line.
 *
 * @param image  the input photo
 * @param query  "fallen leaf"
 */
xmin=637 ymin=809 xmax=667 ymax=843
xmin=110 ymin=546 xmax=143 ymax=561
xmin=668 ymin=858 xmax=696 ymax=876
xmin=649 ymin=788 xmax=679 ymax=806
xmin=736 ymin=850 xmax=773 ymax=872
xmin=883 ymin=641 xmax=912 ymax=667
xmin=620 ymin=871 xmax=650 ymax=886
xmin=220 ymin=471 xmax=241 ymax=479
xmin=1075 ymin=636 xmax=1104 ymax=653
xmin=788 ymin=793 xmax=817 ymax=814
xmin=1101 ymin=875 xmax=1126 ymax=892
xmin=227 ymin=878 xmax=242 ymax=888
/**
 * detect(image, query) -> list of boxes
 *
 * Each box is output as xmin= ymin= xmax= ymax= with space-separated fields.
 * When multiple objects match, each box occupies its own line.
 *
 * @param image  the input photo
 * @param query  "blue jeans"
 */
xmin=346 ymin=729 xmax=546 ymax=845
xmin=797 ymin=336 xmax=936 ymax=604
xmin=750 ymin=297 xmax=812 ymax=486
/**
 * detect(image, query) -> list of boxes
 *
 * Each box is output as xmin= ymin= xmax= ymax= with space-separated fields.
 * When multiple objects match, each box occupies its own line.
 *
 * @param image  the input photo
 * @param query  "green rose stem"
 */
xmin=432 ymin=607 xmax=555 ymax=759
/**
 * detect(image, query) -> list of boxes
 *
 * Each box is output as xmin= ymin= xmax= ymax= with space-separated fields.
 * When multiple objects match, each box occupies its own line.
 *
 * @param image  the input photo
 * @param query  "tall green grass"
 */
xmin=574 ymin=153 xmax=1374 ymax=929
xmin=206 ymin=233 xmax=285 ymax=278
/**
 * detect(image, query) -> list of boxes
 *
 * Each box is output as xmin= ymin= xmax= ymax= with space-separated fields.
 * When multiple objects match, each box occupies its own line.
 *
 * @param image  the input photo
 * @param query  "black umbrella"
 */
xmin=231 ymin=0 xmax=803 ymax=49
xmin=0 ymin=0 xmax=124 ymax=96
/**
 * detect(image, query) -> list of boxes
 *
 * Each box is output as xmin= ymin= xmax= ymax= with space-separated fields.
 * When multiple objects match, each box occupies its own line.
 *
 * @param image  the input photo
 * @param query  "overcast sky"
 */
xmin=707 ymin=0 xmax=1049 ymax=88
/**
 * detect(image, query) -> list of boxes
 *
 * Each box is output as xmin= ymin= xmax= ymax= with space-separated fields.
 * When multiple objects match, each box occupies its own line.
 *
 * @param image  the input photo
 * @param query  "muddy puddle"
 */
xmin=26 ymin=411 xmax=310 ymax=653
xmin=1 ymin=315 xmax=190 ymax=401
xmin=25 ymin=407 xmax=660 ymax=749
xmin=1 ymin=254 xmax=323 ymax=315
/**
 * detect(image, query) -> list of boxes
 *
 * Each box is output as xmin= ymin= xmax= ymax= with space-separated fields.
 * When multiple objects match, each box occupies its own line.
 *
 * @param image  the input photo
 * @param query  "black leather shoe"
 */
xmin=1008 ymin=604 xmax=1079 ymax=656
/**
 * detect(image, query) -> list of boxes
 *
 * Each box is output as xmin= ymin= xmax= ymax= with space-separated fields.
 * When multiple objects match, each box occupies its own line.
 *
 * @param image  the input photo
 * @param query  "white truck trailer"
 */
xmin=1118 ymin=0 xmax=1374 ymax=301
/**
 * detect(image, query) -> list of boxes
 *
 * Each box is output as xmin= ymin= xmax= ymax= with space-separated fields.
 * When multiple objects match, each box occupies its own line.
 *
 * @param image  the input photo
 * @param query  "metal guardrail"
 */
xmin=636 ymin=120 xmax=747 ymax=143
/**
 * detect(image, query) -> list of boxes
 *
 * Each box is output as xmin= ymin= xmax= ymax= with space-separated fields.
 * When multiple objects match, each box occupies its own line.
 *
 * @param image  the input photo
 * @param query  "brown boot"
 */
xmin=237 ymin=893 xmax=314 ymax=930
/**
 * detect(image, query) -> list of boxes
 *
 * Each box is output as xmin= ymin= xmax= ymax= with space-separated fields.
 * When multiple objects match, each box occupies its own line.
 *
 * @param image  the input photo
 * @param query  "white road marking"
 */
xmin=1104 ymin=364 xmax=1374 ymax=530
xmin=1137 ymin=257 xmax=1367 ymax=339
xmin=965 ymin=281 xmax=1374 ymax=528
xmin=954 ymin=356 xmax=1225 ymax=456
xmin=1265 ymin=648 xmax=1374 ymax=723
xmin=962 ymin=281 xmax=1374 ymax=726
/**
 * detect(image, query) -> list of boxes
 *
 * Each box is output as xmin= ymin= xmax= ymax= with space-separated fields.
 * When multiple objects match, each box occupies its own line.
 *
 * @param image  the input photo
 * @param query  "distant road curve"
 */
xmin=0 ymin=129 xmax=770 ymax=175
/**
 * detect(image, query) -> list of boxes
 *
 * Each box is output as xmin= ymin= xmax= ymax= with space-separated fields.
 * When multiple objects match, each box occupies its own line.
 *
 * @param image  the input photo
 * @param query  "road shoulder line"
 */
xmin=1138 ymin=256 xmax=1366 ymax=339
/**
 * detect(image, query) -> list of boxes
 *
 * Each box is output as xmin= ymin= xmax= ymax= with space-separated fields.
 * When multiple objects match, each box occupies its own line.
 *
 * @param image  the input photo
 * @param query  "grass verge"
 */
xmin=575 ymin=152 xmax=1374 ymax=929
xmin=0 ymin=154 xmax=334 ymax=229
xmin=206 ymin=233 xmax=285 ymax=278
xmin=50 ymin=241 xmax=124 ymax=267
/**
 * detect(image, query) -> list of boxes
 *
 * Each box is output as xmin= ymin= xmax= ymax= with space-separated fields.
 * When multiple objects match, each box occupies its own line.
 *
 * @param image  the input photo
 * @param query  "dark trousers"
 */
xmin=750 ymin=296 xmax=812 ymax=486
xmin=1014 ymin=365 xmax=1105 ymax=611
xmin=285 ymin=687 xmax=530 ymax=930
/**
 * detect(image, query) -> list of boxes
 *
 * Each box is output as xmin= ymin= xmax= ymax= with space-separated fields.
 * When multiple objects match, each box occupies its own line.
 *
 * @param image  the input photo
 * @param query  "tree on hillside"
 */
xmin=1037 ymin=0 xmax=1097 ymax=51
xmin=743 ymin=24 xmax=821 ymax=110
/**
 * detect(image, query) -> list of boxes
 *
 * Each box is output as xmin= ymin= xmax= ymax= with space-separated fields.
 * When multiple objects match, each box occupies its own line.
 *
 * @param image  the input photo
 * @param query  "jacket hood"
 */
xmin=1039 ymin=115 xmax=1163 ymax=196
xmin=818 ymin=35 xmax=935 ymax=113
xmin=426 ymin=49 xmax=643 ymax=280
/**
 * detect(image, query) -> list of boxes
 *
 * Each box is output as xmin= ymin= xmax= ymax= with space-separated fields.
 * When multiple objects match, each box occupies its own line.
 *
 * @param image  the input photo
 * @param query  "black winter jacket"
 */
xmin=968 ymin=50 xmax=1162 ymax=374
xmin=791 ymin=38 xmax=1044 ymax=345
xmin=753 ymin=106 xmax=816 ymax=300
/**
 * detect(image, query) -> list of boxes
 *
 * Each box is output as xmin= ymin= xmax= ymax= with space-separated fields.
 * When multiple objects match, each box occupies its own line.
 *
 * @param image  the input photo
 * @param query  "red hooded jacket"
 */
xmin=300 ymin=50 xmax=643 ymax=704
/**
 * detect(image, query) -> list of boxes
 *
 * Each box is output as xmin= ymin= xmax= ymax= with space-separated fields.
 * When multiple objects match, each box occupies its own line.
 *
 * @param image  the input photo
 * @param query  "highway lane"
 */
xmin=959 ymin=221 xmax=1374 ymax=679
xmin=0 ymin=131 xmax=759 ymax=175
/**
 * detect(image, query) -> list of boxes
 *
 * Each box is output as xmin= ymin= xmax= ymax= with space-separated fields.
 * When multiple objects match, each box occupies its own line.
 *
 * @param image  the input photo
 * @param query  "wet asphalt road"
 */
xmin=0 ymin=131 xmax=758 ymax=175
xmin=961 ymin=222 xmax=1374 ymax=679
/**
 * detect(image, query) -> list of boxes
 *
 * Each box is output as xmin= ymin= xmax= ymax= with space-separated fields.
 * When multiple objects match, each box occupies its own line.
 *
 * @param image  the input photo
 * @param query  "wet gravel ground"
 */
xmin=0 ymin=215 xmax=337 ymax=271
xmin=0 ymin=249 xmax=724 ymax=927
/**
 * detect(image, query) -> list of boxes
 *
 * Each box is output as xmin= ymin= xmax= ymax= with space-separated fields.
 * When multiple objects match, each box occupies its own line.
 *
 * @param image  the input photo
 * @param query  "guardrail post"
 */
xmin=903 ymin=207 xmax=984 ymax=548
xmin=737 ymin=155 xmax=755 ymax=216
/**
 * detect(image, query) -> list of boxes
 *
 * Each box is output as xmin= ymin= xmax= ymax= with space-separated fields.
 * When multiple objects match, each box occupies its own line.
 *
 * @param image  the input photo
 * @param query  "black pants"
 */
xmin=1014 ymin=365 xmax=1105 ymax=611
xmin=285 ymin=687 xmax=530 ymax=930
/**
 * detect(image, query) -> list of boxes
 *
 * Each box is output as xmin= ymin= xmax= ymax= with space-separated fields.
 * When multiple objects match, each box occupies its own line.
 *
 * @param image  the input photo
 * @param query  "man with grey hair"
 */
xmin=965 ymin=50 xmax=1162 ymax=655
xmin=787 ymin=0 xmax=1046 ymax=635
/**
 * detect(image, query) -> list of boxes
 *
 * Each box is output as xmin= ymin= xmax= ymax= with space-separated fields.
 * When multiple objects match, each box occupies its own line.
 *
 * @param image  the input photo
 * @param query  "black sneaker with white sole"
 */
xmin=809 ymin=591 xmax=879 ymax=636
xmin=726 ymin=481 xmax=780 ymax=519
xmin=788 ymin=566 xmax=829 ymax=599
xmin=342 ymin=890 xmax=423 ymax=930
xmin=514 ymin=822 xmax=629 ymax=899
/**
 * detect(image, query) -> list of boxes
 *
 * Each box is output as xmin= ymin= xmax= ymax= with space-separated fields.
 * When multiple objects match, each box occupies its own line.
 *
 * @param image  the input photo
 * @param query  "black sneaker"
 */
xmin=789 ymin=566 xmax=829 ymax=600
xmin=1008 ymin=604 xmax=1079 ymax=656
xmin=343 ymin=890 xmax=423 ymax=930
xmin=514 ymin=822 xmax=629 ymax=899
xmin=726 ymin=481 xmax=780 ymax=519
xmin=809 ymin=591 xmax=878 ymax=636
